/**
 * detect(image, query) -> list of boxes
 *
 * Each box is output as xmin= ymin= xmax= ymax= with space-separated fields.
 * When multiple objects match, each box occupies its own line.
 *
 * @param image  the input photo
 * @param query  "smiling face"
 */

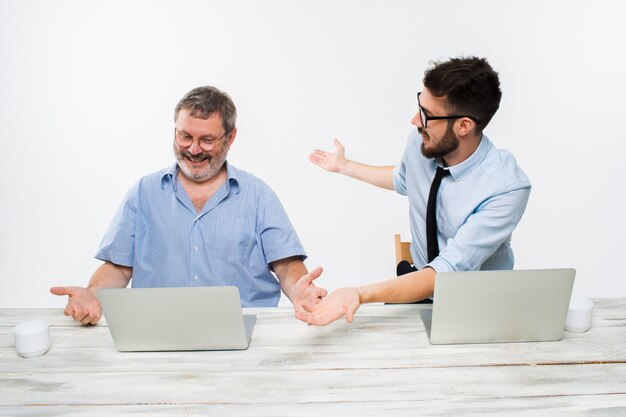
xmin=411 ymin=88 xmax=460 ymax=159
xmin=173 ymin=108 xmax=236 ymax=183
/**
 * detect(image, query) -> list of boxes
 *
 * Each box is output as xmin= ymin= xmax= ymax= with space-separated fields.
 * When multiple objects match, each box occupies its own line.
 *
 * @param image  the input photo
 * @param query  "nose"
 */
xmin=187 ymin=139 xmax=204 ymax=155
xmin=411 ymin=111 xmax=423 ymax=128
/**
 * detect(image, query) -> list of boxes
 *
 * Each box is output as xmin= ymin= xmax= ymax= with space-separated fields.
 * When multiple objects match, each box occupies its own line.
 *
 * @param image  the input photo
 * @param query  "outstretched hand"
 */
xmin=291 ymin=266 xmax=328 ymax=314
xmin=309 ymin=138 xmax=346 ymax=173
xmin=50 ymin=286 xmax=102 ymax=325
xmin=295 ymin=287 xmax=361 ymax=326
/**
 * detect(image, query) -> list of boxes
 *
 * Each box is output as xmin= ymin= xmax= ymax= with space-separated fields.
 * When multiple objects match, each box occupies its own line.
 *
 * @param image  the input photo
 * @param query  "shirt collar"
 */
xmin=225 ymin=161 xmax=241 ymax=194
xmin=160 ymin=163 xmax=179 ymax=190
xmin=436 ymin=134 xmax=493 ymax=181
xmin=160 ymin=161 xmax=240 ymax=193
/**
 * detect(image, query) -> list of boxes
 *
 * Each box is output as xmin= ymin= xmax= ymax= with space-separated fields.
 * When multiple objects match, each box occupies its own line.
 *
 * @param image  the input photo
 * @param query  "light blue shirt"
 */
xmin=393 ymin=129 xmax=531 ymax=272
xmin=95 ymin=162 xmax=306 ymax=307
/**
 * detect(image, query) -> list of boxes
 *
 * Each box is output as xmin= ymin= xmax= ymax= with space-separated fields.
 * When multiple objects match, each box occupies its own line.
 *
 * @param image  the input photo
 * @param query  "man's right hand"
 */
xmin=309 ymin=138 xmax=346 ymax=173
xmin=309 ymin=139 xmax=395 ymax=190
xmin=50 ymin=286 xmax=102 ymax=325
xmin=295 ymin=287 xmax=361 ymax=326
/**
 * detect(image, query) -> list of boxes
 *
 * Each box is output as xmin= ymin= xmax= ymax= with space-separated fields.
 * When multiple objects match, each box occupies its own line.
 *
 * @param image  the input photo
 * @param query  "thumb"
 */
xmin=333 ymin=138 xmax=344 ymax=150
xmin=344 ymin=298 xmax=360 ymax=324
xmin=345 ymin=307 xmax=355 ymax=323
xmin=50 ymin=286 xmax=74 ymax=297
xmin=309 ymin=266 xmax=323 ymax=279
xmin=302 ymin=266 xmax=323 ymax=286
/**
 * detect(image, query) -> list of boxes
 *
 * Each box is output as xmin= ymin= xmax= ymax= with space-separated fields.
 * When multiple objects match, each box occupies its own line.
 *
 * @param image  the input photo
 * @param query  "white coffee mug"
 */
xmin=13 ymin=320 xmax=51 ymax=358
xmin=565 ymin=298 xmax=594 ymax=333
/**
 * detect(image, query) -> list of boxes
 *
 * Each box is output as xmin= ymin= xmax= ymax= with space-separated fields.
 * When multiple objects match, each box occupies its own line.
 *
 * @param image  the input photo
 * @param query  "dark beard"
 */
xmin=419 ymin=122 xmax=459 ymax=159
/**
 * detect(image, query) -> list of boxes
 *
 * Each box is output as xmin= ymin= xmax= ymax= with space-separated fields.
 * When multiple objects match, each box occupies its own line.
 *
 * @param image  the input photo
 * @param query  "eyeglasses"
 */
xmin=417 ymin=92 xmax=480 ymax=128
xmin=174 ymin=128 xmax=229 ymax=151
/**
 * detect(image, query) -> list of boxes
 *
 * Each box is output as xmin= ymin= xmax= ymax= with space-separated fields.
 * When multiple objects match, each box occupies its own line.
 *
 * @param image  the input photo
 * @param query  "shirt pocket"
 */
xmin=213 ymin=215 xmax=255 ymax=265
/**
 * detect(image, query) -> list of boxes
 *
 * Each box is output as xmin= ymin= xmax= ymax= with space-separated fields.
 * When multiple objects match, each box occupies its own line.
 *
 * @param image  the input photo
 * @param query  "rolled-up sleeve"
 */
xmin=258 ymin=190 xmax=307 ymax=265
xmin=94 ymin=183 xmax=138 ymax=267
xmin=393 ymin=148 xmax=409 ymax=196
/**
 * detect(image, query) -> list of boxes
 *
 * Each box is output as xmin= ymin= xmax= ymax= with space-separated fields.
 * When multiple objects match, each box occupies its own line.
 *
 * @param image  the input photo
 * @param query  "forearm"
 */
xmin=87 ymin=261 xmax=132 ymax=296
xmin=357 ymin=268 xmax=435 ymax=304
xmin=273 ymin=257 xmax=308 ymax=302
xmin=338 ymin=160 xmax=395 ymax=190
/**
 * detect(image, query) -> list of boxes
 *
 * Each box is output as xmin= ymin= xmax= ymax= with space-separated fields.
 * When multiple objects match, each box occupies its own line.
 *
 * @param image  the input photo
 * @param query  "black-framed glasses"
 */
xmin=174 ymin=127 xmax=229 ymax=151
xmin=417 ymin=92 xmax=480 ymax=128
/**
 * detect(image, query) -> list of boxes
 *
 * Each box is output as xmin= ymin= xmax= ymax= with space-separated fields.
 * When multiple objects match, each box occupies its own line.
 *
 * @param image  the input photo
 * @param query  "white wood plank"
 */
xmin=0 ymin=299 xmax=625 ymax=416
xmin=1 ymin=395 xmax=626 ymax=417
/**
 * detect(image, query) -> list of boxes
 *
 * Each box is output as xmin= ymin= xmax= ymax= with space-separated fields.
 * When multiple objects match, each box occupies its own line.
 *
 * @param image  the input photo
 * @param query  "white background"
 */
xmin=1 ymin=0 xmax=624 ymax=308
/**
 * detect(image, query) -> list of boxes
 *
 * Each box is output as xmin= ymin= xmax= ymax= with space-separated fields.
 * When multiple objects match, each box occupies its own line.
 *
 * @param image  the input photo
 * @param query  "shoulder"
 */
xmin=120 ymin=166 xmax=176 ymax=206
xmin=134 ymin=165 xmax=177 ymax=189
xmin=481 ymin=139 xmax=531 ymax=191
xmin=228 ymin=164 xmax=277 ymax=199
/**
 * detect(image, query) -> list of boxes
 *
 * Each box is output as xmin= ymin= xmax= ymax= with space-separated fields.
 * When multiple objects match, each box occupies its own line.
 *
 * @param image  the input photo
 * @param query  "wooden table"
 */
xmin=1 ymin=300 xmax=625 ymax=416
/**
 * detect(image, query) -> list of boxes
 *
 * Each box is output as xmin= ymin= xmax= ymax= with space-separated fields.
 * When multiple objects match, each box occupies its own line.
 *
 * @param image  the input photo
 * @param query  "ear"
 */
xmin=226 ymin=128 xmax=237 ymax=147
xmin=455 ymin=118 xmax=476 ymax=138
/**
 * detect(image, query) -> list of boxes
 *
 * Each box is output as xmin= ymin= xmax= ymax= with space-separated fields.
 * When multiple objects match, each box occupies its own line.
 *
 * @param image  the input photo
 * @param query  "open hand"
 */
xmin=309 ymin=138 xmax=346 ymax=173
xmin=50 ymin=286 xmax=102 ymax=325
xmin=296 ymin=287 xmax=360 ymax=326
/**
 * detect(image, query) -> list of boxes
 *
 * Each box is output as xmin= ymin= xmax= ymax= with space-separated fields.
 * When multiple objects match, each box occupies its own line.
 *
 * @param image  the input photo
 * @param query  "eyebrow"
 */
xmin=178 ymin=128 xmax=219 ymax=140
xmin=417 ymin=94 xmax=434 ymax=116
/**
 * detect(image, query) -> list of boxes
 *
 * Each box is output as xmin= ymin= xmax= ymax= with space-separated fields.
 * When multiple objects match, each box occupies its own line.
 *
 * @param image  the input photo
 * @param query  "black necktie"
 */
xmin=426 ymin=166 xmax=451 ymax=263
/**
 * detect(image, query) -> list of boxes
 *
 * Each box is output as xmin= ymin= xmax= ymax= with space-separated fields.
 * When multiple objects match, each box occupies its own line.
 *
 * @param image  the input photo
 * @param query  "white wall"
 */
xmin=1 ymin=0 xmax=624 ymax=308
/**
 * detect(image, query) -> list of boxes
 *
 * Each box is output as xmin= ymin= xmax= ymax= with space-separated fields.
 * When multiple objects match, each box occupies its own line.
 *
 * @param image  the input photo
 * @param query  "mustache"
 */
xmin=417 ymin=127 xmax=429 ymax=138
xmin=182 ymin=151 xmax=211 ymax=162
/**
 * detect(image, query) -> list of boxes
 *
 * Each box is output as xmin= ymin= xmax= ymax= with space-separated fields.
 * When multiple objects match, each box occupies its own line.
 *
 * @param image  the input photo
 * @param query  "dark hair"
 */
xmin=174 ymin=86 xmax=237 ymax=133
xmin=423 ymin=56 xmax=501 ymax=131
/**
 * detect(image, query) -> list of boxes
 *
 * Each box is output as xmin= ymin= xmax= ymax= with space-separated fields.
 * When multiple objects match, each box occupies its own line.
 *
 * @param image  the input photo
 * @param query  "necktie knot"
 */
xmin=435 ymin=166 xmax=451 ymax=180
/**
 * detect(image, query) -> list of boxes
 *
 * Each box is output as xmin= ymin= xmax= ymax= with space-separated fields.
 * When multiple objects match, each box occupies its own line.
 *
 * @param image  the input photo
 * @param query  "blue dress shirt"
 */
xmin=95 ymin=162 xmax=306 ymax=307
xmin=393 ymin=129 xmax=531 ymax=272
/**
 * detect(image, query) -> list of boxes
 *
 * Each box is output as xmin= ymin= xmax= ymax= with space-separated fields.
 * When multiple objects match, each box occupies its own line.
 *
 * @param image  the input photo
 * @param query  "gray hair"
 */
xmin=174 ymin=86 xmax=237 ymax=133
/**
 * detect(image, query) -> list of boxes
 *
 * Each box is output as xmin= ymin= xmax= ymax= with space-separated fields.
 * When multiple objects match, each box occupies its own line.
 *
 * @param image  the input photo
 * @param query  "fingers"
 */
xmin=299 ymin=292 xmax=325 ymax=313
xmin=295 ymin=309 xmax=328 ymax=326
xmin=309 ymin=150 xmax=330 ymax=165
xmin=295 ymin=310 xmax=311 ymax=324
xmin=296 ymin=300 xmax=343 ymax=326
xmin=63 ymin=304 xmax=73 ymax=317
xmin=80 ymin=311 xmax=100 ymax=326
xmin=74 ymin=309 xmax=101 ymax=325
xmin=316 ymin=287 xmax=328 ymax=298
xmin=66 ymin=305 xmax=88 ymax=323
xmin=309 ymin=139 xmax=343 ymax=167
xmin=59 ymin=290 xmax=102 ymax=325
xmin=310 ymin=149 xmax=330 ymax=158
xmin=78 ymin=312 xmax=90 ymax=324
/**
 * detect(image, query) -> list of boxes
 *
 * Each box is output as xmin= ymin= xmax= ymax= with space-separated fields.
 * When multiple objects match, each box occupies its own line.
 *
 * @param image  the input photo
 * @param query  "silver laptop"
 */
xmin=428 ymin=268 xmax=575 ymax=345
xmin=97 ymin=286 xmax=256 ymax=351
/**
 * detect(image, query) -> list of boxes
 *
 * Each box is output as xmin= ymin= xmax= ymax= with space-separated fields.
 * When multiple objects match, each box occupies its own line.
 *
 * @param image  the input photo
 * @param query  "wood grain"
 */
xmin=1 ymin=300 xmax=625 ymax=416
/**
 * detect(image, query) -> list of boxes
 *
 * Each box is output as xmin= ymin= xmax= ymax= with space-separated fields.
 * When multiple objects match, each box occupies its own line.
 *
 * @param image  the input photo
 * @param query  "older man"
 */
xmin=52 ymin=86 xmax=325 ymax=324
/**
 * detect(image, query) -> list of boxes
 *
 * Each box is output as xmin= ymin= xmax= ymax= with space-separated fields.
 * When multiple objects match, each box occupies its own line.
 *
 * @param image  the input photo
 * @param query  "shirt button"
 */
xmin=194 ymin=246 xmax=199 ymax=252
xmin=194 ymin=275 xmax=198 ymax=280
